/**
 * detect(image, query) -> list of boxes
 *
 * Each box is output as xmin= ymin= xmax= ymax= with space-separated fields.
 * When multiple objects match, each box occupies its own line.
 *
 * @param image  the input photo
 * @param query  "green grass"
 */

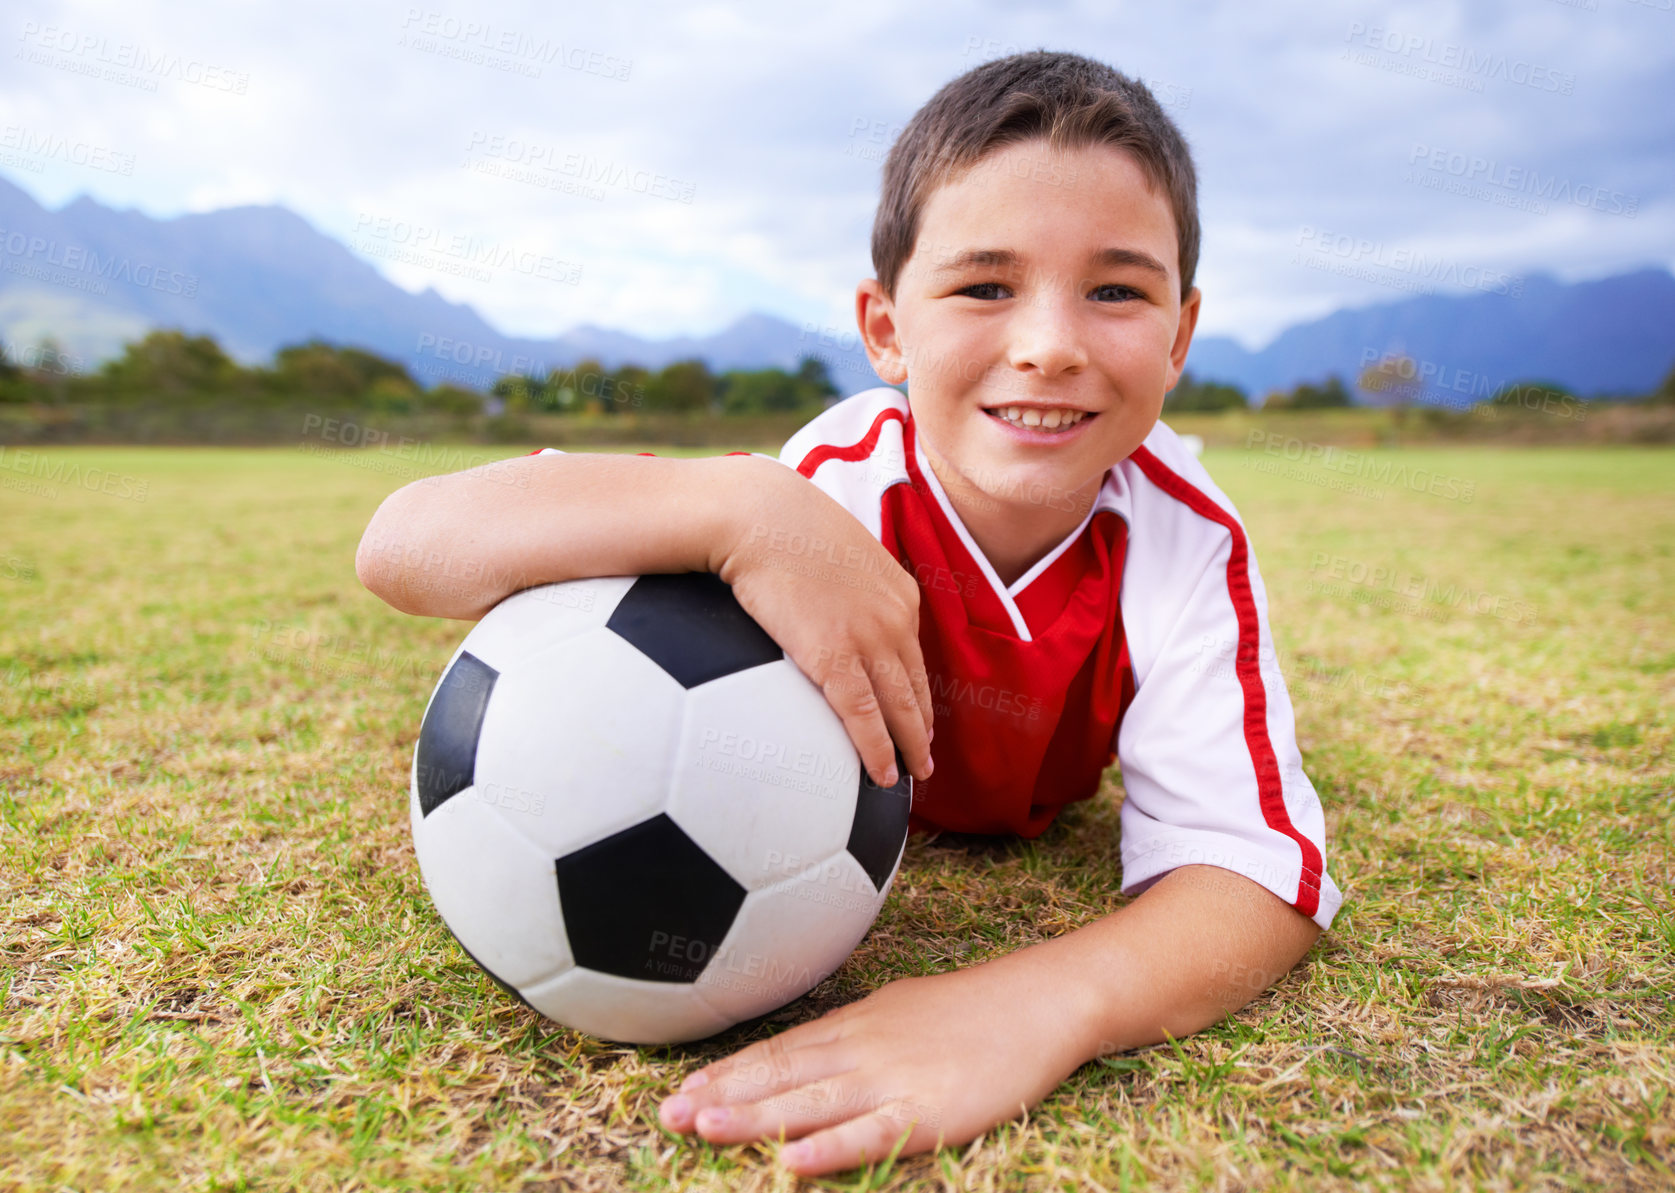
xmin=2 ymin=442 xmax=1671 ymax=1190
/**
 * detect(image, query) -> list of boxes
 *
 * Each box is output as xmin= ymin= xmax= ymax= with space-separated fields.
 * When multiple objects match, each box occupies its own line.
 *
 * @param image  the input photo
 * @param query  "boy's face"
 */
xmin=857 ymin=140 xmax=1200 ymax=515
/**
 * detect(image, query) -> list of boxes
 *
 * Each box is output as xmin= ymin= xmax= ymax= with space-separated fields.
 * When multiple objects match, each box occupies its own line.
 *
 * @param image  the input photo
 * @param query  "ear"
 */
xmin=855 ymin=278 xmax=908 ymax=386
xmin=1164 ymin=286 xmax=1202 ymax=393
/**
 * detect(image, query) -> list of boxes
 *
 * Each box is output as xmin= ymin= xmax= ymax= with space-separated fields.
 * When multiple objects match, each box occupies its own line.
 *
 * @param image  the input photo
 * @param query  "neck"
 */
xmin=922 ymin=447 xmax=1102 ymax=590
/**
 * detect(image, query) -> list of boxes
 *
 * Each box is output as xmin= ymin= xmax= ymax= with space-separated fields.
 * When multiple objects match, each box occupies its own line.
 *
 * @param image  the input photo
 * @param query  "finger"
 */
xmin=877 ymin=650 xmax=932 ymax=782
xmin=822 ymin=670 xmax=899 ymax=787
xmin=687 ymin=1003 xmax=853 ymax=1092
xmin=902 ymin=634 xmax=936 ymax=740
xmin=660 ymin=1029 xmax=847 ymax=1132
xmin=688 ymin=1067 xmax=864 ymax=1145
xmin=777 ymin=1101 xmax=943 ymax=1177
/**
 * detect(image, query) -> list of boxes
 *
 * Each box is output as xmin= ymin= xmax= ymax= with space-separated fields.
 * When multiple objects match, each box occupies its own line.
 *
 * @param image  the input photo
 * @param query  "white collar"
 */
xmin=909 ymin=429 xmax=1118 ymax=643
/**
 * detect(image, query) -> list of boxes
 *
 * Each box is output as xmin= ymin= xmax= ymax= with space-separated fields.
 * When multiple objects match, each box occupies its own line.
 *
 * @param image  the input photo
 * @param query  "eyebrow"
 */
xmin=929 ymin=246 xmax=1170 ymax=278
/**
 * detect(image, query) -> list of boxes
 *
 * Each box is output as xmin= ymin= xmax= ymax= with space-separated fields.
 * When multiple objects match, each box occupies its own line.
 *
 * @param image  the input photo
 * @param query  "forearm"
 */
xmin=355 ymin=451 xmax=786 ymax=620
xmin=989 ymin=864 xmax=1321 ymax=1061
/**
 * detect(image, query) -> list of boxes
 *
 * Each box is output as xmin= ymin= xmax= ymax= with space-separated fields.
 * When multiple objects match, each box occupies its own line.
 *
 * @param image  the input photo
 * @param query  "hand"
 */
xmin=656 ymin=963 xmax=1092 ymax=1177
xmin=713 ymin=462 xmax=935 ymax=787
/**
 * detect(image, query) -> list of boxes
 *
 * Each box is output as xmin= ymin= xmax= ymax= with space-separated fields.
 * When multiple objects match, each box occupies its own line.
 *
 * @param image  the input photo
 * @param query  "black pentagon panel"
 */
xmin=415 ymin=651 xmax=499 ymax=817
xmin=847 ymin=747 xmax=912 ymax=891
xmin=444 ymin=923 xmax=535 ymax=1011
xmin=555 ymin=813 xmax=746 ymax=984
xmin=605 ymin=572 xmax=782 ymax=689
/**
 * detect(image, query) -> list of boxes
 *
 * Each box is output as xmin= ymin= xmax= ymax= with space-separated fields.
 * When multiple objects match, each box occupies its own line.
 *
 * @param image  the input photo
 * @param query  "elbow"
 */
xmin=353 ymin=482 xmax=495 ymax=620
xmin=355 ymin=527 xmax=402 ymax=610
xmin=355 ymin=487 xmax=423 ymax=611
xmin=354 ymin=530 xmax=392 ymax=602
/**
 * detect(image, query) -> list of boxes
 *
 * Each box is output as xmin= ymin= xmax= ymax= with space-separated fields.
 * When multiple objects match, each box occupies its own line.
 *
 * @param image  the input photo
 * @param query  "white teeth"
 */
xmin=988 ymin=406 xmax=1088 ymax=431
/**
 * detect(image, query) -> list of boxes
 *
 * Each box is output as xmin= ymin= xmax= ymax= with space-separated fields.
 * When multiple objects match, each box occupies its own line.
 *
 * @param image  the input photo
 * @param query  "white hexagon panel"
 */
xmin=470 ymin=628 xmax=684 ymax=859
xmin=521 ymin=966 xmax=731 ymax=1045
xmin=446 ymin=576 xmax=637 ymax=673
xmin=694 ymin=850 xmax=886 ymax=1023
xmin=410 ymin=783 xmax=573 ymax=991
xmin=666 ymin=659 xmax=862 ymax=891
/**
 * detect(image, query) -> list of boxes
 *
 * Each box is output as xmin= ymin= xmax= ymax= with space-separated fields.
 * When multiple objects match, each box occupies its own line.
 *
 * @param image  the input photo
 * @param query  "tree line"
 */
xmin=1161 ymin=371 xmax=1361 ymax=412
xmin=488 ymin=355 xmax=838 ymax=416
xmin=0 ymin=329 xmax=841 ymax=417
xmin=5 ymin=329 xmax=1671 ymax=418
xmin=1165 ymin=358 xmax=1675 ymax=414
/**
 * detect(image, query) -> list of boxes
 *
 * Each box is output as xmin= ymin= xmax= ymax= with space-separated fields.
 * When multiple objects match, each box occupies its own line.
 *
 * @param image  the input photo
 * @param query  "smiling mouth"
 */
xmin=982 ymin=405 xmax=1096 ymax=432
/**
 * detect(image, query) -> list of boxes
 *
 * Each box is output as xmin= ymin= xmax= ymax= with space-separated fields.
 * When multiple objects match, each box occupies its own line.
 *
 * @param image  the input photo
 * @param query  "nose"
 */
xmin=1004 ymin=282 xmax=1087 ymax=379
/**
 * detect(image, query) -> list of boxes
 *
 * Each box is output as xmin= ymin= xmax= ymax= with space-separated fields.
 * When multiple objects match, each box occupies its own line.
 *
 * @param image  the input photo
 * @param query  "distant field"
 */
xmin=2 ymin=442 xmax=1671 ymax=1191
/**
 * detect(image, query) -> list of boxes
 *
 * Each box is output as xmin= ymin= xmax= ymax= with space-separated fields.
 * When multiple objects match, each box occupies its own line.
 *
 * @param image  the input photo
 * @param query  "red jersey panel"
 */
xmin=872 ymin=408 xmax=1135 ymax=837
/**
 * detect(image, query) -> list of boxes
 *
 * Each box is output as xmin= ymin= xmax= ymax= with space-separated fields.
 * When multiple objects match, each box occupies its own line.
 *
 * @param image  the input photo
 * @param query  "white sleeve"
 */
xmin=1114 ymin=445 xmax=1343 ymax=931
xmin=527 ymin=448 xmax=788 ymax=465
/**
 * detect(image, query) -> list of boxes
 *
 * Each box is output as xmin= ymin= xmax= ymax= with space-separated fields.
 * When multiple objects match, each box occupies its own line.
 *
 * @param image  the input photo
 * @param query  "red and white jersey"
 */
xmin=528 ymin=386 xmax=1341 ymax=929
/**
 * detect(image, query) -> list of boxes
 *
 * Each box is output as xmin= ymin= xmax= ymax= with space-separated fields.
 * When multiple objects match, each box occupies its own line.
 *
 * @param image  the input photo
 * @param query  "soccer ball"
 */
xmin=408 ymin=572 xmax=912 ymax=1044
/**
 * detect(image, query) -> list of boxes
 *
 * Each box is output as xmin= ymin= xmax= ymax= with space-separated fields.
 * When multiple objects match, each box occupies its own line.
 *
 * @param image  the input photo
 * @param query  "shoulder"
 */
xmin=777 ymin=386 xmax=910 ymax=476
xmin=523 ymin=446 xmax=773 ymax=462
xmin=1116 ymin=419 xmax=1242 ymax=533
xmin=1109 ymin=420 xmax=1264 ymax=683
xmin=1104 ymin=418 xmax=1253 ymax=584
xmin=775 ymin=387 xmax=911 ymax=539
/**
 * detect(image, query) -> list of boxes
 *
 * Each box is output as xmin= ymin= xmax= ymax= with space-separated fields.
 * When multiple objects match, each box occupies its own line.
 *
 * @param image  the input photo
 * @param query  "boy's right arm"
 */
xmin=354 ymin=451 xmax=934 ymax=787
xmin=355 ymin=452 xmax=749 ymax=621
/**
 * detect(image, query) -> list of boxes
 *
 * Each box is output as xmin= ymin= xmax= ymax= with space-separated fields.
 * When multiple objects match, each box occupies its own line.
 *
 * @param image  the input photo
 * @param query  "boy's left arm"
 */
xmin=661 ymin=441 xmax=1333 ymax=1177
xmin=658 ymin=861 xmax=1320 ymax=1177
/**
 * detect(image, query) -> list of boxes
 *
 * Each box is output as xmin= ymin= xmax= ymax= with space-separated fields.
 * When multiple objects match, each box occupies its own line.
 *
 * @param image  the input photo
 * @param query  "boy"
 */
xmin=356 ymin=50 xmax=1341 ymax=1178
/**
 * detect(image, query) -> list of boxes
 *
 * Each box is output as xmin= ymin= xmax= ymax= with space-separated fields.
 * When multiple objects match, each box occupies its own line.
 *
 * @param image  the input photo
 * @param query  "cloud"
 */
xmin=3 ymin=0 xmax=1671 ymax=349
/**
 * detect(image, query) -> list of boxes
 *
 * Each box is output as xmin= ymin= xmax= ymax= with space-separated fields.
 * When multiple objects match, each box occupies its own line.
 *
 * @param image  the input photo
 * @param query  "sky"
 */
xmin=2 ymin=0 xmax=1671 ymax=350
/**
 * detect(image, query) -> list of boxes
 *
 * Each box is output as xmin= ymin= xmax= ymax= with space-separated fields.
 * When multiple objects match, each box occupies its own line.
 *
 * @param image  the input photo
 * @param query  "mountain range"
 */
xmin=1 ymin=174 xmax=1670 ymax=401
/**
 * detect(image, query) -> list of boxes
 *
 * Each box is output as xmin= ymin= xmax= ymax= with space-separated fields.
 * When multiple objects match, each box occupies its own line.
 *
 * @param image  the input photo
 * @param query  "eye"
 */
xmin=1091 ymin=283 xmax=1143 ymax=302
xmin=956 ymin=281 xmax=1012 ymax=300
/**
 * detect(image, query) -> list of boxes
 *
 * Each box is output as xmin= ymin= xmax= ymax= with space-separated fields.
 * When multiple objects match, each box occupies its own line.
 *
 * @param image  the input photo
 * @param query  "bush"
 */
xmin=1489 ymin=379 xmax=1586 ymax=419
xmin=1165 ymin=371 xmax=1248 ymax=413
xmin=1267 ymin=375 xmax=1352 ymax=409
xmin=718 ymin=357 xmax=837 ymax=414
xmin=644 ymin=358 xmax=716 ymax=414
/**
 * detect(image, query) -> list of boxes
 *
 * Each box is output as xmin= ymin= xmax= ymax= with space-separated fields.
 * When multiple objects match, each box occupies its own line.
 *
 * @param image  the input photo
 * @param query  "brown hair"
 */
xmin=871 ymin=50 xmax=1200 ymax=301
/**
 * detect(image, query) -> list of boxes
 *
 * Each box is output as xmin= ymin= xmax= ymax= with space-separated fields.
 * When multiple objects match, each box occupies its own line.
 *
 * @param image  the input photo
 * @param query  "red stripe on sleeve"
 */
xmin=795 ymin=408 xmax=905 ymax=478
xmin=1128 ymin=445 xmax=1324 ymax=917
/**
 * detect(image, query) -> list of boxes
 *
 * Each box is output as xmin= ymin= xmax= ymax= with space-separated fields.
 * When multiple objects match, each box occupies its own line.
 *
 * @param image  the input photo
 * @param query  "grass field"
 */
xmin=2 ymin=439 xmax=1671 ymax=1191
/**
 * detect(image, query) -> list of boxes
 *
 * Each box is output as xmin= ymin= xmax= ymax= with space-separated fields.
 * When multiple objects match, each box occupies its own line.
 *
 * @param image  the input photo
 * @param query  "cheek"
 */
xmin=1105 ymin=326 xmax=1176 ymax=388
xmin=911 ymin=316 xmax=993 ymax=383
